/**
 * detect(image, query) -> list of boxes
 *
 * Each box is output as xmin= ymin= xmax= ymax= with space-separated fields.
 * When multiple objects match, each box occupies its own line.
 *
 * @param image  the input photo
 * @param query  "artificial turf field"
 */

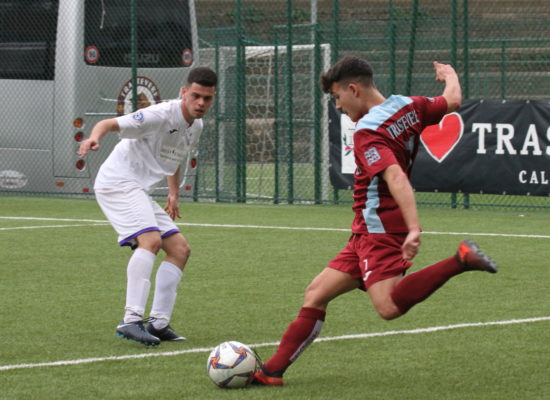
xmin=1 ymin=196 xmax=549 ymax=400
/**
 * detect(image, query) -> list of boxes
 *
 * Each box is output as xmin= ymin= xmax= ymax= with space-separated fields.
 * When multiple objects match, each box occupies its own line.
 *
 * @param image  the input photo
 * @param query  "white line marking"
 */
xmin=0 ymin=216 xmax=106 ymax=223
xmin=0 ymin=223 xmax=109 ymax=231
xmin=1 ymin=216 xmax=549 ymax=238
xmin=423 ymin=231 xmax=550 ymax=239
xmin=313 ymin=316 xmax=550 ymax=342
xmin=179 ymin=222 xmax=348 ymax=231
xmin=1 ymin=316 xmax=548 ymax=372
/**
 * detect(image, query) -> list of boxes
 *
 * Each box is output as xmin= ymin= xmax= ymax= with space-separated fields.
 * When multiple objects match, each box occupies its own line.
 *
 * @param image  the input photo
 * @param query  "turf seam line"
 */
xmin=1 ymin=316 xmax=549 ymax=372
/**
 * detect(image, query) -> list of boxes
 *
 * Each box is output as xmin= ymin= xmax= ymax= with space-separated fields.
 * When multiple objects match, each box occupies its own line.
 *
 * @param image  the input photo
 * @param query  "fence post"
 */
xmin=331 ymin=0 xmax=340 ymax=204
xmin=331 ymin=0 xmax=339 ymax=64
xmin=235 ymin=0 xmax=246 ymax=202
xmin=500 ymin=40 xmax=507 ymax=99
xmin=463 ymin=0 xmax=470 ymax=99
xmin=286 ymin=0 xmax=294 ymax=204
xmin=273 ymin=36 xmax=281 ymax=204
xmin=388 ymin=0 xmax=396 ymax=94
xmin=464 ymin=193 xmax=470 ymax=209
xmin=405 ymin=0 xmax=419 ymax=95
xmin=313 ymin=23 xmax=322 ymax=204
xmin=214 ymin=40 xmax=221 ymax=201
xmin=130 ymin=0 xmax=138 ymax=111
xmin=451 ymin=0 xmax=457 ymax=66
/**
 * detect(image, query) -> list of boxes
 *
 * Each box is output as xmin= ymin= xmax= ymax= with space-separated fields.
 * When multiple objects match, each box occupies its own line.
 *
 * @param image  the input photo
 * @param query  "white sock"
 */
xmin=123 ymin=248 xmax=156 ymax=323
xmin=150 ymin=261 xmax=184 ymax=328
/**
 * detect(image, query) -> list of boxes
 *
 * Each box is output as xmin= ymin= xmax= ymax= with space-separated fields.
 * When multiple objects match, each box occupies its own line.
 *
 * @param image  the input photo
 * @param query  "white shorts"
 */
xmin=95 ymin=186 xmax=180 ymax=248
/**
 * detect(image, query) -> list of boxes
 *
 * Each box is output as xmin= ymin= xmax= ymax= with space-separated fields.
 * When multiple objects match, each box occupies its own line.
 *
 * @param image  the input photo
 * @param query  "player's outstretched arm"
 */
xmin=433 ymin=61 xmax=462 ymax=113
xmin=78 ymin=118 xmax=120 ymax=157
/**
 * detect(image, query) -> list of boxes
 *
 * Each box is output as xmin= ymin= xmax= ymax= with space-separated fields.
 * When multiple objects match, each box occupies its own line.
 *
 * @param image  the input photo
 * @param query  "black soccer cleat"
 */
xmin=456 ymin=240 xmax=499 ymax=273
xmin=116 ymin=320 xmax=161 ymax=346
xmin=146 ymin=319 xmax=186 ymax=341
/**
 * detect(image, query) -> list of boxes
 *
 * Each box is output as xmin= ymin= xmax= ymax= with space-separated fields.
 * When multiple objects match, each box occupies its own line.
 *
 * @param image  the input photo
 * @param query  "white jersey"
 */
xmin=94 ymin=100 xmax=203 ymax=192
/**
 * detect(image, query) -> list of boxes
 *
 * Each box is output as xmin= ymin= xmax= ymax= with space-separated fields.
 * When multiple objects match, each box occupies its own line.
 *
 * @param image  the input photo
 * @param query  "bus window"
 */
xmin=0 ymin=0 xmax=58 ymax=80
xmin=84 ymin=0 xmax=193 ymax=68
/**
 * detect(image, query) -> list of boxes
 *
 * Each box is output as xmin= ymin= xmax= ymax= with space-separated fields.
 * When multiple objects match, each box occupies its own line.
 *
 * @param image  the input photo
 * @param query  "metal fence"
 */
xmin=2 ymin=0 xmax=550 ymax=209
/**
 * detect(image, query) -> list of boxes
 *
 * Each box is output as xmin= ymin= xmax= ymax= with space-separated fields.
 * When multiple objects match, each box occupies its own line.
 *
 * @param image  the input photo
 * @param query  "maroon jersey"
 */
xmin=351 ymin=95 xmax=448 ymax=234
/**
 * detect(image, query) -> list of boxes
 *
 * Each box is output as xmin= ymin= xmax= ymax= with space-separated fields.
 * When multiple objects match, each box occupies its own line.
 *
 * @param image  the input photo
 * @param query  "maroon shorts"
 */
xmin=327 ymin=233 xmax=412 ymax=291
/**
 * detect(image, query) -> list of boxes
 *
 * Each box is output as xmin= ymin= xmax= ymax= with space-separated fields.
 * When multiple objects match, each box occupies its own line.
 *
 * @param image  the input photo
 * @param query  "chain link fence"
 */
xmin=1 ymin=0 xmax=549 ymax=210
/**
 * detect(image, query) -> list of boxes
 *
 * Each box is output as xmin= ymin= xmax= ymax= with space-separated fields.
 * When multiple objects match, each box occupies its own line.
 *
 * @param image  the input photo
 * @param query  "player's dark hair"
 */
xmin=320 ymin=55 xmax=374 ymax=93
xmin=187 ymin=67 xmax=217 ymax=87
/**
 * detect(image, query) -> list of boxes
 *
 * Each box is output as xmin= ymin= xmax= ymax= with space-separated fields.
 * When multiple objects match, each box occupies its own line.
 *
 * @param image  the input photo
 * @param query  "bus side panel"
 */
xmin=0 ymin=80 xmax=54 ymax=150
xmin=0 ymin=80 xmax=55 ymax=193
xmin=0 ymin=149 xmax=53 ymax=192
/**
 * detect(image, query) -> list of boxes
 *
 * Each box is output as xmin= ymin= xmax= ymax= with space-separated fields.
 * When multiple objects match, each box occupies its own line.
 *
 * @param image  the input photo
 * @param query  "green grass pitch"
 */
xmin=1 ymin=196 xmax=549 ymax=400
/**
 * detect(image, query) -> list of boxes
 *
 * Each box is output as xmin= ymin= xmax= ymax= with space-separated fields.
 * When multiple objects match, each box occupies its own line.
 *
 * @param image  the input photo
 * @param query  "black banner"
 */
xmin=329 ymin=99 xmax=550 ymax=196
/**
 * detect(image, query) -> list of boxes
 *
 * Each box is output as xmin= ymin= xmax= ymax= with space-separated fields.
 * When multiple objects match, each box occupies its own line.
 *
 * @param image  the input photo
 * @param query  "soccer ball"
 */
xmin=206 ymin=341 xmax=258 ymax=388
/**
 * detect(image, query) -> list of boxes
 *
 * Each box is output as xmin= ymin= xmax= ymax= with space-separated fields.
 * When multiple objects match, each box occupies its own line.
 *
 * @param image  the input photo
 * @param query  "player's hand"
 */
xmin=164 ymin=194 xmax=181 ymax=220
xmin=433 ymin=61 xmax=456 ymax=83
xmin=402 ymin=229 xmax=421 ymax=260
xmin=78 ymin=138 xmax=100 ymax=157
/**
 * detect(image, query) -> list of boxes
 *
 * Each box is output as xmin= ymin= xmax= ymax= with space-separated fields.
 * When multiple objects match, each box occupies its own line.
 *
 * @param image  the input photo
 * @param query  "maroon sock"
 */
xmin=263 ymin=307 xmax=326 ymax=375
xmin=390 ymin=256 xmax=463 ymax=315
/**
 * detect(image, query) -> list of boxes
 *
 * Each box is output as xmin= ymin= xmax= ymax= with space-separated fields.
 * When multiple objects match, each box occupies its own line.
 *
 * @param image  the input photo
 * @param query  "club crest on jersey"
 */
xmin=365 ymin=147 xmax=381 ymax=165
xmin=132 ymin=111 xmax=144 ymax=121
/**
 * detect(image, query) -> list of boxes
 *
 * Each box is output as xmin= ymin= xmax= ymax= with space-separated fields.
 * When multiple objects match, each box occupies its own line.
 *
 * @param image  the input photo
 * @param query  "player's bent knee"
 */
xmin=303 ymin=285 xmax=329 ymax=310
xmin=165 ymin=239 xmax=191 ymax=266
xmin=304 ymin=282 xmax=319 ymax=302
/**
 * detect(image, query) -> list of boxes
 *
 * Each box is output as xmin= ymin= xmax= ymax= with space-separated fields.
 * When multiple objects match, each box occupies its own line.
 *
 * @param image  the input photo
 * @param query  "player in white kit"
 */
xmin=79 ymin=67 xmax=217 ymax=345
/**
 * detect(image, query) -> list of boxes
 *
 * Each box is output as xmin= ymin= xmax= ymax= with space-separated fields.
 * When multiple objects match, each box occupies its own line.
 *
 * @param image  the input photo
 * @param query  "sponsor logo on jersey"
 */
xmin=387 ymin=110 xmax=420 ymax=139
xmin=160 ymin=145 xmax=186 ymax=163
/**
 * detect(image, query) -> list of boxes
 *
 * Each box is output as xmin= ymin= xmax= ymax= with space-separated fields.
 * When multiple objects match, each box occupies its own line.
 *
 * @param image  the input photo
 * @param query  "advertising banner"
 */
xmin=328 ymin=99 xmax=550 ymax=196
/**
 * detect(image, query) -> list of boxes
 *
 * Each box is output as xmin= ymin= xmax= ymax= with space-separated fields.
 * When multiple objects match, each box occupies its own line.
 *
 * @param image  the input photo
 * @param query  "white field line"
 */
xmin=0 ymin=216 xmax=107 ymax=223
xmin=1 ymin=216 xmax=549 ymax=239
xmin=0 ymin=223 xmax=109 ymax=231
xmin=424 ymin=231 xmax=550 ymax=239
xmin=1 ymin=316 xmax=548 ymax=372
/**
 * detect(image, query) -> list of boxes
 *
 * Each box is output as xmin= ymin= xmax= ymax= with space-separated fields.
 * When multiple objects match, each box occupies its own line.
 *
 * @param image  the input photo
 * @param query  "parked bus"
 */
xmin=0 ymin=0 xmax=199 ymax=195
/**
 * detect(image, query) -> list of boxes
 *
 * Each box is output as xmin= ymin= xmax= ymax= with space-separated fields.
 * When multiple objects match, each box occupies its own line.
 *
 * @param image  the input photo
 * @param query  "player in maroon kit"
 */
xmin=253 ymin=56 xmax=499 ymax=386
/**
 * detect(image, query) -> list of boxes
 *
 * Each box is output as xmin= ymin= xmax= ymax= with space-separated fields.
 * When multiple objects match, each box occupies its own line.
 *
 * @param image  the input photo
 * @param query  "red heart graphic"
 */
xmin=420 ymin=112 xmax=464 ymax=163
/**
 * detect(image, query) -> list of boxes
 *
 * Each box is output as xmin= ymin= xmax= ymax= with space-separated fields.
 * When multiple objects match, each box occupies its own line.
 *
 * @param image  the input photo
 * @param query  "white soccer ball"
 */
xmin=206 ymin=341 xmax=258 ymax=388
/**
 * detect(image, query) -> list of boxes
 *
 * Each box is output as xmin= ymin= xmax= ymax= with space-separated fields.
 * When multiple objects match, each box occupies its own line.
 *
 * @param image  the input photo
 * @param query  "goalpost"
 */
xmin=198 ymin=43 xmax=332 ymax=203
